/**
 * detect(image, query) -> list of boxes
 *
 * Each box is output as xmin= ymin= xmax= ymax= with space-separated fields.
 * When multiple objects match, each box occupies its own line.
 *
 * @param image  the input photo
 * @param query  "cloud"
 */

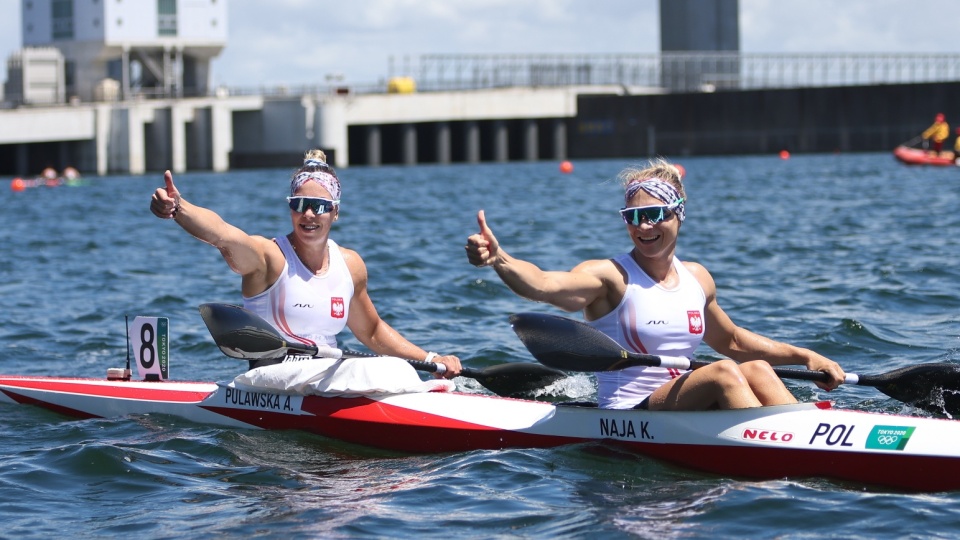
xmin=4 ymin=0 xmax=960 ymax=90
xmin=212 ymin=0 xmax=659 ymax=86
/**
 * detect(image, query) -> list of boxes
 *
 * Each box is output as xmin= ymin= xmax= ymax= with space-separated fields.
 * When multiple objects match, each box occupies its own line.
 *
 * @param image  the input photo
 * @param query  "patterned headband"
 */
xmin=624 ymin=178 xmax=685 ymax=223
xmin=290 ymin=159 xmax=341 ymax=201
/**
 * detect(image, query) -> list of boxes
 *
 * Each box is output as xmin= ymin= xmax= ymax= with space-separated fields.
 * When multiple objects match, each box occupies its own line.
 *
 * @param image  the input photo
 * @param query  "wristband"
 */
xmin=424 ymin=352 xmax=439 ymax=363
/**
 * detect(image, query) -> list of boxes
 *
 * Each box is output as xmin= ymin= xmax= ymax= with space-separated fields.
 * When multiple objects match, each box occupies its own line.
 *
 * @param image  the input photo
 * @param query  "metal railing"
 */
xmin=393 ymin=52 xmax=960 ymax=93
xmin=13 ymin=51 xmax=960 ymax=107
xmin=200 ymin=52 xmax=960 ymax=100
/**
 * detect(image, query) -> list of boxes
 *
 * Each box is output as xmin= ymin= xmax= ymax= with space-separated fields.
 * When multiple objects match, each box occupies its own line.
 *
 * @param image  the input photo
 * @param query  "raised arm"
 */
xmin=150 ymin=170 xmax=279 ymax=293
xmin=465 ymin=210 xmax=609 ymax=313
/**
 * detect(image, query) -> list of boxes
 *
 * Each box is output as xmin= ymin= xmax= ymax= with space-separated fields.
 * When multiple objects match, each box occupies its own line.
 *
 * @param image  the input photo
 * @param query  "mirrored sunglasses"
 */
xmin=620 ymin=204 xmax=676 ymax=226
xmin=287 ymin=196 xmax=339 ymax=214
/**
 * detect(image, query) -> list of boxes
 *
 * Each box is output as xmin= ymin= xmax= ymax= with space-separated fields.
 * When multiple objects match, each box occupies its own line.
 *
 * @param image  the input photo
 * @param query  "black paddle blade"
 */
xmin=860 ymin=363 xmax=960 ymax=416
xmin=468 ymin=363 xmax=568 ymax=397
xmin=198 ymin=303 xmax=317 ymax=360
xmin=509 ymin=312 xmax=643 ymax=371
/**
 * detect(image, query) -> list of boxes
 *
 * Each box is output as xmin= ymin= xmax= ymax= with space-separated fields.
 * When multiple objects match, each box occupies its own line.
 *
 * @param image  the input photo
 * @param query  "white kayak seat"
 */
xmin=231 ymin=356 xmax=456 ymax=397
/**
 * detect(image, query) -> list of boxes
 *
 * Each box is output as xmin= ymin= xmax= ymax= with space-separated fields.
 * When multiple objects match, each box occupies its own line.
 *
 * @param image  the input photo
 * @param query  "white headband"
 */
xmin=290 ymin=158 xmax=341 ymax=201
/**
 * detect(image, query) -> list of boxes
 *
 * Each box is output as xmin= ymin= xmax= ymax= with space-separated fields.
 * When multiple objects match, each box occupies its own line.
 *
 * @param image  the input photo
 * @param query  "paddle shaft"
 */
xmin=197 ymin=303 xmax=570 ymax=400
xmin=510 ymin=311 xmax=960 ymax=415
xmin=199 ymin=303 xmax=567 ymax=397
xmin=276 ymin=341 xmax=452 ymax=376
xmin=509 ymin=311 xmax=866 ymax=385
xmin=631 ymin=354 xmax=860 ymax=385
xmin=341 ymin=347 xmax=494 ymax=379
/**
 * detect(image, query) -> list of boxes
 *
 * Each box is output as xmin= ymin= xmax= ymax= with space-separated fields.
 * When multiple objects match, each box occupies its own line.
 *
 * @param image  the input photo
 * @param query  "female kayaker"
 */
xmin=150 ymin=149 xmax=462 ymax=378
xmin=465 ymin=159 xmax=844 ymax=409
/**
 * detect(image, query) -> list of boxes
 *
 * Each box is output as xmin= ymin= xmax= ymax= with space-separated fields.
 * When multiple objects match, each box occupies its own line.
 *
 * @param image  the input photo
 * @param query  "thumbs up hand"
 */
xmin=151 ymin=170 xmax=182 ymax=219
xmin=465 ymin=210 xmax=501 ymax=267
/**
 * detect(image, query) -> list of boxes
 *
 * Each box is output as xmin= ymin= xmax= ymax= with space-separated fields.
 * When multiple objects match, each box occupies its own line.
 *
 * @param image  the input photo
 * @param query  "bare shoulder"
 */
xmin=250 ymin=234 xmax=277 ymax=248
xmin=337 ymin=244 xmax=368 ymax=279
xmin=337 ymin=244 xmax=363 ymax=264
xmin=681 ymin=260 xmax=709 ymax=277
xmin=681 ymin=260 xmax=716 ymax=295
xmin=248 ymin=234 xmax=283 ymax=259
xmin=572 ymin=258 xmax=621 ymax=280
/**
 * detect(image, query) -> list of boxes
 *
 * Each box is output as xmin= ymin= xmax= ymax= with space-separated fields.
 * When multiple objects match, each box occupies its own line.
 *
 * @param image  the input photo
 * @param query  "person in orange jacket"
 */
xmin=922 ymin=113 xmax=950 ymax=156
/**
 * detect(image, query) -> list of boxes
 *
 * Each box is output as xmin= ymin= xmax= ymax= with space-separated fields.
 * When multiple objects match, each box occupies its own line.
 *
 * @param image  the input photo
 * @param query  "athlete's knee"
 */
xmin=739 ymin=360 xmax=781 ymax=384
xmin=705 ymin=359 xmax=750 ymax=389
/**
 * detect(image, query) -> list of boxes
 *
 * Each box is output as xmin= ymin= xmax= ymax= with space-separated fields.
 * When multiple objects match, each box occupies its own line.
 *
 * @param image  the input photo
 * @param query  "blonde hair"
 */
xmin=304 ymin=148 xmax=327 ymax=164
xmin=290 ymin=148 xmax=341 ymax=199
xmin=618 ymin=158 xmax=685 ymax=201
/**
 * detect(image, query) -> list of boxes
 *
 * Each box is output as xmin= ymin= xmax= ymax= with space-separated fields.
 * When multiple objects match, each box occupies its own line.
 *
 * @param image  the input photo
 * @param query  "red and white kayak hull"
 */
xmin=2 ymin=375 xmax=959 ymax=491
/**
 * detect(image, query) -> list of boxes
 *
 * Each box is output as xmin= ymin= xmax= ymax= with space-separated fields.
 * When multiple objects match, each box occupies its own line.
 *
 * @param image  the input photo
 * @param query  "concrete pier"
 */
xmin=3 ymin=80 xmax=956 ymax=176
xmin=0 ymin=85 xmax=624 ymax=175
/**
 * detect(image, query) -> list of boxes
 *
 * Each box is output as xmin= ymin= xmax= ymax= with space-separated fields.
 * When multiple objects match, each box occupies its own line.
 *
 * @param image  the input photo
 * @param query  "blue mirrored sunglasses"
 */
xmin=287 ymin=196 xmax=339 ymax=214
xmin=620 ymin=203 xmax=679 ymax=226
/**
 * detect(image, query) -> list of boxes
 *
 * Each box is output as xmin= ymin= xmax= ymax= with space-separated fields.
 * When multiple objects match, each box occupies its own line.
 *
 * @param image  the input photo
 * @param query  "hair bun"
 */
xmin=303 ymin=149 xmax=328 ymax=166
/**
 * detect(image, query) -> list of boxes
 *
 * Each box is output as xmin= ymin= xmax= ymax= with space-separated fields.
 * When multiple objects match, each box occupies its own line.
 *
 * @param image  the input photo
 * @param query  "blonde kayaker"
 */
xmin=465 ymin=158 xmax=844 ymax=410
xmin=150 ymin=149 xmax=462 ymax=378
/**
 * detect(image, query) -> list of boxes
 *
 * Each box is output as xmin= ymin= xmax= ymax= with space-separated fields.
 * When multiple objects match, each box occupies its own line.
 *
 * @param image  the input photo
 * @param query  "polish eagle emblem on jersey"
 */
xmin=687 ymin=310 xmax=703 ymax=334
xmin=331 ymin=297 xmax=345 ymax=318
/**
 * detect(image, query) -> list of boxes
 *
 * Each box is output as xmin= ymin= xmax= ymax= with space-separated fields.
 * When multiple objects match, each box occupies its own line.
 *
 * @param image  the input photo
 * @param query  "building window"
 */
xmin=158 ymin=0 xmax=177 ymax=36
xmin=52 ymin=0 xmax=74 ymax=40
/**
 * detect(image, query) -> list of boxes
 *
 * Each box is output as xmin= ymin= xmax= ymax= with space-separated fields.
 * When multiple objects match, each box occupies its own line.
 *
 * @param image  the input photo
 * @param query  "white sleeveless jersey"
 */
xmin=588 ymin=253 xmax=706 ymax=409
xmin=243 ymin=237 xmax=354 ymax=349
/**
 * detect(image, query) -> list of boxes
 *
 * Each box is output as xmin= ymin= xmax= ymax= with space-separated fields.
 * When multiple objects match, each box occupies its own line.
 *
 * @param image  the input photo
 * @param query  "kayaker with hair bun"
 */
xmin=150 ymin=149 xmax=462 ymax=378
xmin=466 ymin=158 xmax=844 ymax=410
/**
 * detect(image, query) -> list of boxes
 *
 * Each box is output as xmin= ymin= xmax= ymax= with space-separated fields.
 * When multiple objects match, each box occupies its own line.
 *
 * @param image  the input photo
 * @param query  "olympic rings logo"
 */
xmin=875 ymin=435 xmax=901 ymax=445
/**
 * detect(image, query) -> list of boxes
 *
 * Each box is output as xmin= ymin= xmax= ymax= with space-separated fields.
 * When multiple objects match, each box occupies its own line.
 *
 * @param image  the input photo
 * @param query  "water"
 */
xmin=2 ymin=153 xmax=960 ymax=538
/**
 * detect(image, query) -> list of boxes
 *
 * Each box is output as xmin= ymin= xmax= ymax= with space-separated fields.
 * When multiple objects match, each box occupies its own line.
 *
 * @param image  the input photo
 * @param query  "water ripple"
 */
xmin=3 ymin=155 xmax=960 ymax=537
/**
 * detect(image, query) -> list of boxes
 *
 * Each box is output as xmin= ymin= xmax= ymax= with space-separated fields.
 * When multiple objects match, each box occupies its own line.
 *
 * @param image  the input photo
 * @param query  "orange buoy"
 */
xmin=10 ymin=178 xmax=25 ymax=192
xmin=559 ymin=160 xmax=574 ymax=174
xmin=675 ymin=163 xmax=686 ymax=178
xmin=779 ymin=150 xmax=791 ymax=160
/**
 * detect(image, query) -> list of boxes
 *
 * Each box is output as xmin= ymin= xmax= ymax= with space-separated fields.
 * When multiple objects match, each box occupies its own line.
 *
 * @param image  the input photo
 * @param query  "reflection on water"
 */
xmin=1 ymin=154 xmax=960 ymax=537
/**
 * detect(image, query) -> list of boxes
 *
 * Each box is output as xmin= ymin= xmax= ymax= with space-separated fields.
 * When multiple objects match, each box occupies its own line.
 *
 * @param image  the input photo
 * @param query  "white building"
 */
xmin=4 ymin=47 xmax=66 ymax=105
xmin=20 ymin=0 xmax=227 ymax=102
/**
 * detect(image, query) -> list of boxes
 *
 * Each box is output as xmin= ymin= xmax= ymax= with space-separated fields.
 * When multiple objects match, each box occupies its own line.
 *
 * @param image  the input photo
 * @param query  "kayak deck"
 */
xmin=2 ymin=374 xmax=960 ymax=492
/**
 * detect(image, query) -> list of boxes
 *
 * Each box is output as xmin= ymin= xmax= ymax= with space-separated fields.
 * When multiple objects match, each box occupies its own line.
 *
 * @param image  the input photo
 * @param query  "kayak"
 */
xmin=893 ymin=145 xmax=958 ymax=166
xmin=2 ymin=373 xmax=960 ymax=492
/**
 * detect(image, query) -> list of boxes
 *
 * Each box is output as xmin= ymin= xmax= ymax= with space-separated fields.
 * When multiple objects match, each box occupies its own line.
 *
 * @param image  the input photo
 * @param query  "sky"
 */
xmin=2 ymin=0 xmax=960 ymax=88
